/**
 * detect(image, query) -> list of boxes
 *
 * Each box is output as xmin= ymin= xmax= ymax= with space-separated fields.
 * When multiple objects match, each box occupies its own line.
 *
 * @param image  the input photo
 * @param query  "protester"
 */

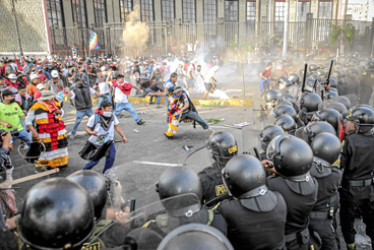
xmin=65 ymin=77 xmax=98 ymax=139
xmin=0 ymin=90 xmax=31 ymax=144
xmin=108 ymin=73 xmax=145 ymax=125
xmin=259 ymin=62 xmax=272 ymax=96
xmin=82 ymin=100 xmax=127 ymax=173
xmin=26 ymin=90 xmax=68 ymax=169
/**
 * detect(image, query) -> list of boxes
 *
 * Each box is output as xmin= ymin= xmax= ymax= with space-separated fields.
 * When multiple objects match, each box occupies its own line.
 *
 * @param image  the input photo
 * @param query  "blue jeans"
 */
xmin=260 ymin=78 xmax=270 ymax=93
xmin=83 ymin=142 xmax=116 ymax=173
xmin=12 ymin=129 xmax=31 ymax=144
xmin=114 ymin=102 xmax=140 ymax=122
xmin=182 ymin=111 xmax=209 ymax=129
xmin=98 ymin=94 xmax=112 ymax=109
xmin=145 ymin=88 xmax=160 ymax=104
xmin=72 ymin=108 xmax=94 ymax=136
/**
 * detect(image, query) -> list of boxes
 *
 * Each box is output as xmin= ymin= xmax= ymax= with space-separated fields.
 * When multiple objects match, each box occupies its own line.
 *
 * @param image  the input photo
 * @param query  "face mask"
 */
xmin=10 ymin=80 xmax=16 ymax=83
xmin=173 ymin=93 xmax=182 ymax=98
xmin=9 ymin=98 xmax=15 ymax=103
xmin=103 ymin=112 xmax=112 ymax=118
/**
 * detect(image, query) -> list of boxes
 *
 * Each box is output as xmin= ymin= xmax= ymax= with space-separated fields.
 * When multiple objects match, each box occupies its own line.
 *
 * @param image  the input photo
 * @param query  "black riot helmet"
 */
xmin=325 ymin=101 xmax=348 ymax=116
xmin=277 ymin=76 xmax=288 ymax=85
xmin=316 ymin=69 xmax=326 ymax=78
xmin=367 ymin=61 xmax=374 ymax=70
xmin=278 ymin=93 xmax=297 ymax=104
xmin=266 ymin=135 xmax=313 ymax=178
xmin=66 ymin=170 xmax=108 ymax=220
xmin=222 ymin=155 xmax=266 ymax=198
xmin=277 ymin=100 xmax=293 ymax=108
xmin=156 ymin=167 xmax=202 ymax=216
xmin=18 ymin=178 xmax=95 ymax=250
xmin=297 ymin=121 xmax=336 ymax=144
xmin=274 ymin=105 xmax=297 ymax=120
xmin=207 ymin=131 xmax=238 ymax=167
xmin=264 ymin=89 xmax=280 ymax=104
xmin=300 ymin=93 xmax=322 ymax=113
xmin=288 ymin=73 xmax=299 ymax=84
xmin=299 ymin=93 xmax=323 ymax=123
xmin=346 ymin=107 xmax=374 ymax=133
xmin=157 ymin=224 xmax=234 ymax=250
xmin=311 ymin=109 xmax=342 ymax=133
xmin=355 ymin=104 xmax=374 ymax=111
xmin=325 ymin=91 xmax=339 ymax=99
xmin=275 ymin=115 xmax=297 ymax=135
xmin=309 ymin=64 xmax=319 ymax=72
xmin=334 ymin=96 xmax=351 ymax=110
xmin=259 ymin=125 xmax=285 ymax=151
xmin=311 ymin=132 xmax=341 ymax=165
xmin=329 ymin=77 xmax=338 ymax=88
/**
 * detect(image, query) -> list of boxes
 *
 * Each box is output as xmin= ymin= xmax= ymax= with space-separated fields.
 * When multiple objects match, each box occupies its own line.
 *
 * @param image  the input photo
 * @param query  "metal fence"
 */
xmin=49 ymin=17 xmax=374 ymax=57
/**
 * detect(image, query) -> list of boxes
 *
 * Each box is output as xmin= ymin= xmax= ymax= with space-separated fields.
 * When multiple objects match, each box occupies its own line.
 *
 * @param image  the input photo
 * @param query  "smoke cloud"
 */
xmin=122 ymin=5 xmax=149 ymax=57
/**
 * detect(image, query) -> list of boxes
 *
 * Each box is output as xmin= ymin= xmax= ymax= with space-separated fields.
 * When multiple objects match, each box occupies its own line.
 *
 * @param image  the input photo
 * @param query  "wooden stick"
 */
xmin=0 ymin=168 xmax=60 ymax=189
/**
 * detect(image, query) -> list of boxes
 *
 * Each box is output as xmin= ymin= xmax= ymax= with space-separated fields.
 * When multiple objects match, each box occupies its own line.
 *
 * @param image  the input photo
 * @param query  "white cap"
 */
xmin=30 ymin=73 xmax=41 ymax=81
xmin=36 ymin=83 xmax=45 ymax=91
xmin=51 ymin=70 xmax=59 ymax=78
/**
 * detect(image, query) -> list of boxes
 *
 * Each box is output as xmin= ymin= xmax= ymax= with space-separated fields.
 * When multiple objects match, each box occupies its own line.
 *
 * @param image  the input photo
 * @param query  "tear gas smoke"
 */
xmin=122 ymin=5 xmax=149 ymax=57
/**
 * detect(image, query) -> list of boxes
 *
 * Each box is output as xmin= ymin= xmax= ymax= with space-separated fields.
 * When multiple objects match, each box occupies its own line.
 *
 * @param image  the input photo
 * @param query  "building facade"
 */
xmin=1 ymin=0 xmax=367 ymax=55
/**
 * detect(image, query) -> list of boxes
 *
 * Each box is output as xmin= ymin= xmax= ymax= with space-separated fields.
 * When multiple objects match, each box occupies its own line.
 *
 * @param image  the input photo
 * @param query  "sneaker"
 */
xmin=137 ymin=120 xmax=145 ymax=125
xmin=69 ymin=134 xmax=75 ymax=140
xmin=149 ymin=102 xmax=154 ymax=105
xmin=156 ymin=105 xmax=162 ymax=109
xmin=164 ymin=132 xmax=174 ymax=139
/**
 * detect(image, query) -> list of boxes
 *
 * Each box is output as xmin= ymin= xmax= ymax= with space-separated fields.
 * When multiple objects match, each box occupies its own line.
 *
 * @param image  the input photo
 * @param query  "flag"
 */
xmin=89 ymin=31 xmax=100 ymax=50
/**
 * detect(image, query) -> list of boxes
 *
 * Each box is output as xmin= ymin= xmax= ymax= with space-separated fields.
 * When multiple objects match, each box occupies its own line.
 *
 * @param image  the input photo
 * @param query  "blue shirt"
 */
xmin=164 ymin=79 xmax=175 ymax=96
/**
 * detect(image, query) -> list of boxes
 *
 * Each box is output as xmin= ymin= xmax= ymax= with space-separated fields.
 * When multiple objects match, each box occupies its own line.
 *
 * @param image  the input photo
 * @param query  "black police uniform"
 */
xmin=360 ymin=69 xmax=374 ymax=104
xmin=218 ymin=192 xmax=287 ymax=250
xmin=309 ymin=163 xmax=342 ymax=250
xmin=143 ymin=206 xmax=227 ymax=237
xmin=267 ymin=175 xmax=318 ymax=250
xmin=340 ymin=132 xmax=374 ymax=245
xmin=198 ymin=162 xmax=228 ymax=206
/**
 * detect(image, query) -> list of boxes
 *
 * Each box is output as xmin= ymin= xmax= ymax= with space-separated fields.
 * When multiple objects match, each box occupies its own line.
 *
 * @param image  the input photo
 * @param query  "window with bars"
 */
xmin=225 ymin=0 xmax=238 ymax=22
xmin=47 ymin=0 xmax=65 ymax=28
xmin=246 ymin=1 xmax=256 ymax=21
xmin=162 ymin=0 xmax=175 ymax=21
xmin=275 ymin=2 xmax=286 ymax=21
xmin=71 ymin=0 xmax=88 ymax=28
xmin=318 ymin=1 xmax=332 ymax=19
xmin=296 ymin=1 xmax=310 ymax=22
xmin=204 ymin=0 xmax=216 ymax=23
xmin=120 ymin=0 xmax=133 ymax=22
xmin=94 ymin=0 xmax=107 ymax=27
xmin=141 ymin=0 xmax=154 ymax=22
xmin=183 ymin=0 xmax=196 ymax=22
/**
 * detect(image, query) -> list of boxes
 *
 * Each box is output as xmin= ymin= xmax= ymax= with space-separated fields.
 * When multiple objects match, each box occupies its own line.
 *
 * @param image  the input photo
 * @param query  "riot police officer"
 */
xmin=296 ymin=121 xmax=336 ymax=144
xmin=144 ymin=167 xmax=227 ymax=236
xmin=299 ymin=93 xmax=323 ymax=125
xmin=67 ymin=170 xmax=130 ymax=248
xmin=275 ymin=114 xmax=297 ymax=135
xmin=309 ymin=133 xmax=342 ymax=250
xmin=198 ymin=131 xmax=238 ymax=205
xmin=258 ymin=125 xmax=285 ymax=160
xmin=311 ymin=109 xmax=343 ymax=139
xmin=218 ymin=155 xmax=287 ymax=250
xmin=360 ymin=61 xmax=374 ymax=104
xmin=18 ymin=178 xmax=96 ymax=249
xmin=340 ymin=106 xmax=374 ymax=250
xmin=264 ymin=135 xmax=318 ymax=250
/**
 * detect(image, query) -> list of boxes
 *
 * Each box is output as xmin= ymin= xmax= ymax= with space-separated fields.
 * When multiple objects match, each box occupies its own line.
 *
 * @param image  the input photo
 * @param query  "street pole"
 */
xmin=282 ymin=0 xmax=289 ymax=60
xmin=11 ymin=0 xmax=23 ymax=56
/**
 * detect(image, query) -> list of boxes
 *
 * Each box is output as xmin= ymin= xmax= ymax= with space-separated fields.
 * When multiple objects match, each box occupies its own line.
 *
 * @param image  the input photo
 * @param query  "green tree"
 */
xmin=329 ymin=23 xmax=356 ymax=54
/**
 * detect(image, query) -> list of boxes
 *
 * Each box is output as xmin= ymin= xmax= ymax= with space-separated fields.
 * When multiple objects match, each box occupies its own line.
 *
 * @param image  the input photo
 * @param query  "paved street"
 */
xmin=11 ymin=100 xmax=261 ymax=208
